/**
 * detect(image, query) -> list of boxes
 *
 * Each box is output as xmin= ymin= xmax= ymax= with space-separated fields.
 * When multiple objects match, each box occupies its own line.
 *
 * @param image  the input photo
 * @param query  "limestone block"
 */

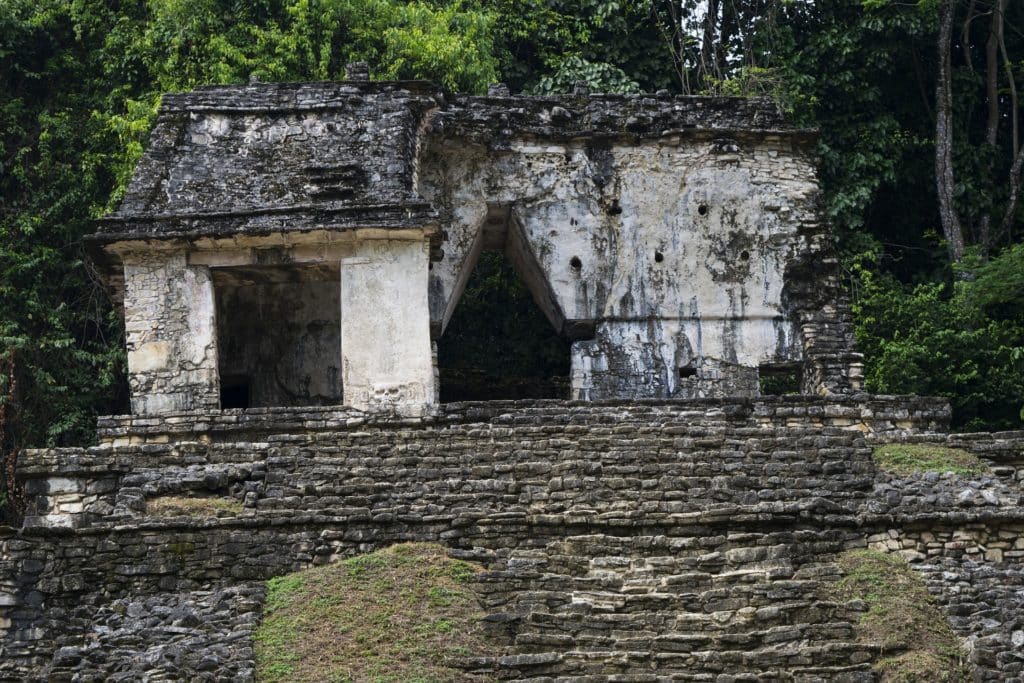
xmin=45 ymin=478 xmax=81 ymax=494
xmin=127 ymin=341 xmax=170 ymax=372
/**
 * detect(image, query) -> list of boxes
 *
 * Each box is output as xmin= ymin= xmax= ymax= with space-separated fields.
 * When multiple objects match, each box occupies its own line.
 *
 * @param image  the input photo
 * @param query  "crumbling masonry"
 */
xmin=1 ymin=71 xmax=1021 ymax=681
xmin=89 ymin=71 xmax=862 ymax=415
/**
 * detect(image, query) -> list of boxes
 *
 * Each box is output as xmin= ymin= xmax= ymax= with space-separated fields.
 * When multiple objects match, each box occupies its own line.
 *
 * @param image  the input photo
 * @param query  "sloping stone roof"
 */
xmin=93 ymin=80 xmax=441 ymax=242
xmin=91 ymin=77 xmax=810 ymax=245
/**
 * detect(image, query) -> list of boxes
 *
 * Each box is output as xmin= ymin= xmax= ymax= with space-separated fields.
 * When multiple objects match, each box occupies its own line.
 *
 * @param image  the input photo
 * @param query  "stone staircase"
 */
xmin=464 ymin=532 xmax=874 ymax=681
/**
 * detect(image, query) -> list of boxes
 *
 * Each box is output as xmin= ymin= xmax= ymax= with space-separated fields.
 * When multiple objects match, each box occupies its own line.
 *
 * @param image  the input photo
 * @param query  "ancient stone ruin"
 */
xmin=1 ymin=71 xmax=1022 ymax=681
xmin=88 ymin=69 xmax=861 ymax=415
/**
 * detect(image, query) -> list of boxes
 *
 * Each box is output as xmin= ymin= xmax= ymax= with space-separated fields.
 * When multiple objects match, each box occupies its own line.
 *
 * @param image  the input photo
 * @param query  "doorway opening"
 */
xmin=213 ymin=263 xmax=342 ymax=409
xmin=438 ymin=209 xmax=571 ymax=401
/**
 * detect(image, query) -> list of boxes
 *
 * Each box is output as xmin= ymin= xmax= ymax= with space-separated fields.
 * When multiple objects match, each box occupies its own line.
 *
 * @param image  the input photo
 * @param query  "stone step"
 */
xmin=468 ymin=640 xmax=875 ymax=679
xmin=498 ymin=663 xmax=874 ymax=682
xmin=495 ymin=579 xmax=843 ymax=600
xmin=465 ymin=540 xmax=863 ymax=680
xmin=487 ymin=599 xmax=836 ymax=628
xmin=512 ymin=621 xmax=858 ymax=651
xmin=508 ymin=603 xmax=850 ymax=630
xmin=476 ymin=565 xmax=819 ymax=588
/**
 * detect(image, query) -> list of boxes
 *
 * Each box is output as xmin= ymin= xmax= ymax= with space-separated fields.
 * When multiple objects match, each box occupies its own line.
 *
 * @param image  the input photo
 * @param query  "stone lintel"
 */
xmin=91 ymin=203 xmax=440 ymax=244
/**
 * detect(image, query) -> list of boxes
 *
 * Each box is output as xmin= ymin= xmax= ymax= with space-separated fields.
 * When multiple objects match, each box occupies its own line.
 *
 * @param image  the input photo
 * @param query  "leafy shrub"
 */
xmin=852 ymin=246 xmax=1024 ymax=431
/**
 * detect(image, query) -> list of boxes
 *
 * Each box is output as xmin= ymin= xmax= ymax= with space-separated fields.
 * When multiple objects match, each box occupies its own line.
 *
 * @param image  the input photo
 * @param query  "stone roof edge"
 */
xmin=158 ymin=79 xmax=440 ymax=112
xmin=88 ymin=201 xmax=440 ymax=244
xmin=156 ymin=80 xmax=813 ymax=132
xmin=158 ymin=80 xmax=801 ymax=116
xmin=427 ymin=126 xmax=821 ymax=145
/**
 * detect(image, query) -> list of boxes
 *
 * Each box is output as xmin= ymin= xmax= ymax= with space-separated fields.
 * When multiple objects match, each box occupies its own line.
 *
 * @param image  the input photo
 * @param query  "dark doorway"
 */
xmin=439 ymin=251 xmax=571 ymax=401
xmin=213 ymin=263 xmax=342 ymax=408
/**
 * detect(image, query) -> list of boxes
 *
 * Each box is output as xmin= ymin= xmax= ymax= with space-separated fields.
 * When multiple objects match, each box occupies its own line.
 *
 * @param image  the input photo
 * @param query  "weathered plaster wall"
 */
xmin=420 ymin=135 xmax=815 ymax=399
xmin=122 ymin=253 xmax=219 ymax=413
xmin=215 ymin=278 xmax=341 ymax=407
xmin=340 ymin=240 xmax=436 ymax=414
xmin=96 ymin=82 xmax=864 ymax=415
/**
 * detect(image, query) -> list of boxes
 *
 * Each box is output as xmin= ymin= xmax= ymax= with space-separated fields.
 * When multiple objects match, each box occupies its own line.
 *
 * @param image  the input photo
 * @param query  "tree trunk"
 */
xmin=999 ymin=145 xmax=1024 ymax=243
xmin=997 ymin=0 xmax=1018 ymax=158
xmin=978 ymin=0 xmax=1007 ymax=251
xmin=984 ymin=1 xmax=1001 ymax=147
xmin=996 ymin=1 xmax=1020 ymax=244
xmin=936 ymin=0 xmax=966 ymax=263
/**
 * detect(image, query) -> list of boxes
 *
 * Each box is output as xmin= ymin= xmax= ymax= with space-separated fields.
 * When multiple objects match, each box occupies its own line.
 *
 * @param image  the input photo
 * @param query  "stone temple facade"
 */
xmin=7 ymin=72 xmax=1021 ymax=683
xmin=88 ymin=65 xmax=862 ymax=417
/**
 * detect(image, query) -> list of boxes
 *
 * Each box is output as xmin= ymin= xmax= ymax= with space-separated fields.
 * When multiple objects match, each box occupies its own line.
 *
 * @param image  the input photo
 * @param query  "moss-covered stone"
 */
xmin=828 ymin=549 xmax=970 ymax=682
xmin=873 ymin=443 xmax=989 ymax=477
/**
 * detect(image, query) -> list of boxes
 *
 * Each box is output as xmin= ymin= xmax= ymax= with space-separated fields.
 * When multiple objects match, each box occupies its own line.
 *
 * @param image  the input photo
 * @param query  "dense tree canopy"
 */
xmin=2 ymin=0 xmax=1023 ymax=516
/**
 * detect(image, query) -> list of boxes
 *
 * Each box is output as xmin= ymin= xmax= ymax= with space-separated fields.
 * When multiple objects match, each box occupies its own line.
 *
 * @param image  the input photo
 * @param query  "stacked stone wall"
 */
xmin=864 ymin=429 xmax=1024 ymax=681
xmin=1 ymin=398 xmax=1022 ymax=681
xmin=121 ymin=253 xmax=220 ymax=414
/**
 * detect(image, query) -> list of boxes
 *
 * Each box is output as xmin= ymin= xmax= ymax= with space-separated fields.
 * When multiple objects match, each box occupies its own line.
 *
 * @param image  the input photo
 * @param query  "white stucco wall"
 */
xmin=419 ymin=136 xmax=816 ymax=398
xmin=340 ymin=240 xmax=436 ymax=415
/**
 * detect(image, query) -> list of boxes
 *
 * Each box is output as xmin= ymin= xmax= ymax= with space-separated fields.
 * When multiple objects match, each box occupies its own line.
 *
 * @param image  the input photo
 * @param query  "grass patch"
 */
xmin=828 ymin=549 xmax=970 ymax=682
xmin=255 ymin=542 xmax=498 ymax=682
xmin=146 ymin=494 xmax=244 ymax=517
xmin=872 ymin=443 xmax=989 ymax=477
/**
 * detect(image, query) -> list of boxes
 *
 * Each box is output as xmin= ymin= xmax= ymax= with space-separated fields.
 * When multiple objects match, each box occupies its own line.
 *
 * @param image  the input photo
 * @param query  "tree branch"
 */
xmin=961 ymin=0 xmax=977 ymax=72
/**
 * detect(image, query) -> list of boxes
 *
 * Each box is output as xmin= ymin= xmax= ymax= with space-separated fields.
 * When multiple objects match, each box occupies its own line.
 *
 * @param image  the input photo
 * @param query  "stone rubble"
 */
xmin=919 ymin=560 xmax=1024 ymax=681
xmin=48 ymin=584 xmax=263 ymax=682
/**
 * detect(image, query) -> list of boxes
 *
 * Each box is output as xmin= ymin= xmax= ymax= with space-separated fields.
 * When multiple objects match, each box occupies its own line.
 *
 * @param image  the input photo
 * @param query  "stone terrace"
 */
xmin=1 ymin=397 xmax=1021 ymax=681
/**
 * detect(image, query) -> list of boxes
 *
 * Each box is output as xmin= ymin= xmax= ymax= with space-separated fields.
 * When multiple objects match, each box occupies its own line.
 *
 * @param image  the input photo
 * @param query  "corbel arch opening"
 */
xmin=437 ymin=205 xmax=572 ymax=401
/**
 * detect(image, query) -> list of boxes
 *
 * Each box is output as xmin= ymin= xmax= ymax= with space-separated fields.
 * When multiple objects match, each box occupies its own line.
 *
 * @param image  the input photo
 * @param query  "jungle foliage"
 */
xmin=2 ymin=0 xmax=1023 ymax=515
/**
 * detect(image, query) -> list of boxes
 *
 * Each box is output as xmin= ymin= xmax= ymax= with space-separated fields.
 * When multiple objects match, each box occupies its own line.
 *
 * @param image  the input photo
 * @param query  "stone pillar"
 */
xmin=340 ymin=240 xmax=436 ymax=416
xmin=122 ymin=253 xmax=219 ymax=414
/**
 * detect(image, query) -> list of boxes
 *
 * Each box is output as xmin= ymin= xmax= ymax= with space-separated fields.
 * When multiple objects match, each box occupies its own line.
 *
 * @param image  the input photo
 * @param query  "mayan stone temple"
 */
xmin=1 ymin=67 xmax=1022 ymax=681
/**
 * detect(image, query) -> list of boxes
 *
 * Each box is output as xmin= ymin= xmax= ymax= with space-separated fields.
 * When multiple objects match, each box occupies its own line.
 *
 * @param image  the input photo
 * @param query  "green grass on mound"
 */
xmin=255 ymin=542 xmax=498 ymax=683
xmin=146 ymin=494 xmax=243 ymax=517
xmin=872 ymin=443 xmax=989 ymax=477
xmin=829 ymin=549 xmax=969 ymax=682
